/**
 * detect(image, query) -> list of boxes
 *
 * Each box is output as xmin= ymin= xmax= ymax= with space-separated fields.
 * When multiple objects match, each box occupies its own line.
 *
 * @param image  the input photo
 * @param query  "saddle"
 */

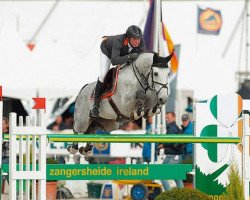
xmin=90 ymin=66 xmax=120 ymax=99
xmin=90 ymin=66 xmax=132 ymax=122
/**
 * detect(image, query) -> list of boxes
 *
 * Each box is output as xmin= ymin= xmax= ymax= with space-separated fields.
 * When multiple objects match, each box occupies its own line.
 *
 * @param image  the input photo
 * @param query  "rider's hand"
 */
xmin=128 ymin=53 xmax=139 ymax=61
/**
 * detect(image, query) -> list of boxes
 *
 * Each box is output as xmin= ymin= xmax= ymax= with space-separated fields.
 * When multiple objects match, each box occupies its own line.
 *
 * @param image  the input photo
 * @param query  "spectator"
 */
xmin=181 ymin=114 xmax=193 ymax=162
xmin=158 ymin=112 xmax=185 ymax=191
xmin=64 ymin=117 xmax=73 ymax=129
xmin=142 ymin=118 xmax=157 ymax=164
xmin=2 ymin=117 xmax=9 ymax=164
xmin=2 ymin=117 xmax=9 ymax=193
xmin=47 ymin=116 xmax=69 ymax=131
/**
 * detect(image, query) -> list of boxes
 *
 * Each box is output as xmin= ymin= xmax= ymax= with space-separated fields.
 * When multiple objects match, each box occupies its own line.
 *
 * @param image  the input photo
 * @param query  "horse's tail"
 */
xmin=75 ymin=84 xmax=89 ymax=101
xmin=73 ymin=84 xmax=89 ymax=136
xmin=73 ymin=126 xmax=79 ymax=135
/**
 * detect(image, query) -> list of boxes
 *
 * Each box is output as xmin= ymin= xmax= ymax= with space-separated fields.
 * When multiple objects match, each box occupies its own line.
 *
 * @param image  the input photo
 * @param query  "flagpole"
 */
xmin=153 ymin=0 xmax=160 ymax=51
xmin=151 ymin=0 xmax=161 ymax=165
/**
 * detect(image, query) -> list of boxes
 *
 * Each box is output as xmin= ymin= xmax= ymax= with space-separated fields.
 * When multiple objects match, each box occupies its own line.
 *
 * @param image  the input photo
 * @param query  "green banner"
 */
xmin=2 ymin=164 xmax=192 ymax=181
xmin=46 ymin=164 xmax=192 ymax=180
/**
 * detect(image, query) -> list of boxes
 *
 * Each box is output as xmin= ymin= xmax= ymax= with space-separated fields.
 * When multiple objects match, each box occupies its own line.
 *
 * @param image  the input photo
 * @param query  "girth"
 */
xmin=107 ymin=97 xmax=134 ymax=122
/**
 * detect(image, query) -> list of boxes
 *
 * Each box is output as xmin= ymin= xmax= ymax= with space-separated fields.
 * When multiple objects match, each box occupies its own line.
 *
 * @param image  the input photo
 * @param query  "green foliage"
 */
xmin=222 ymin=162 xmax=244 ymax=200
xmin=182 ymin=156 xmax=193 ymax=165
xmin=155 ymin=188 xmax=211 ymax=200
xmin=46 ymin=157 xmax=60 ymax=164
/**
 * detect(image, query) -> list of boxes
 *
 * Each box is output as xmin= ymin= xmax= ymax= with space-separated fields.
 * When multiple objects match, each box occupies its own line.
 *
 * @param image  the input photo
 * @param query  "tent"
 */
xmin=0 ymin=0 xmax=245 ymax=123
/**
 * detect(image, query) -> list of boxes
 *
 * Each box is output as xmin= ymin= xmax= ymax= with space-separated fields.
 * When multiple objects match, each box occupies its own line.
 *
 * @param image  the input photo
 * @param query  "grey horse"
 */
xmin=67 ymin=52 xmax=173 ymax=154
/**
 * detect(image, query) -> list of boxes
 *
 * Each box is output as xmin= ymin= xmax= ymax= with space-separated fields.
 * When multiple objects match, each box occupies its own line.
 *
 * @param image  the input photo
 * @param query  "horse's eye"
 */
xmin=154 ymin=72 xmax=158 ymax=76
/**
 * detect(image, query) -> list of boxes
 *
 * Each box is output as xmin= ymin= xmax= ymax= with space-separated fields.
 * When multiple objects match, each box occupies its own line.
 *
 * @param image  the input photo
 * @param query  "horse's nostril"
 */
xmin=159 ymin=98 xmax=163 ymax=102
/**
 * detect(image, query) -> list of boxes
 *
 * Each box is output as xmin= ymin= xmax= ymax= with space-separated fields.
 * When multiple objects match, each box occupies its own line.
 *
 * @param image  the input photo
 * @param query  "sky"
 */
xmin=0 ymin=0 xmax=246 ymax=100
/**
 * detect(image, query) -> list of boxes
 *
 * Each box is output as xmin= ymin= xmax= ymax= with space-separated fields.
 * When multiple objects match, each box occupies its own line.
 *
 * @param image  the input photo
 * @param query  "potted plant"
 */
xmin=182 ymin=156 xmax=194 ymax=188
xmin=87 ymin=181 xmax=103 ymax=199
xmin=155 ymin=188 xmax=210 ymax=200
xmin=35 ymin=157 xmax=59 ymax=200
xmin=184 ymin=173 xmax=194 ymax=188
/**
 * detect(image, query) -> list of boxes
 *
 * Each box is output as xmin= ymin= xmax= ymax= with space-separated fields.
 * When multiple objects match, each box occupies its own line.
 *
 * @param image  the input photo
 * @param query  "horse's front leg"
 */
xmin=143 ymin=104 xmax=161 ymax=118
xmin=132 ymin=90 xmax=147 ymax=118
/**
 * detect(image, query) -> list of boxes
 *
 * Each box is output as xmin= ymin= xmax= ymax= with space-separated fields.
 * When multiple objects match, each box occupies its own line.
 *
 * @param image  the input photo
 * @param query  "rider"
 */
xmin=89 ymin=25 xmax=146 ymax=118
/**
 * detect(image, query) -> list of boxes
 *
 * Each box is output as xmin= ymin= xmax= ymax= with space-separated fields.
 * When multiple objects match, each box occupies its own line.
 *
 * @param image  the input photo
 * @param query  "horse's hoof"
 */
xmin=67 ymin=146 xmax=78 ymax=154
xmin=79 ymin=145 xmax=93 ymax=155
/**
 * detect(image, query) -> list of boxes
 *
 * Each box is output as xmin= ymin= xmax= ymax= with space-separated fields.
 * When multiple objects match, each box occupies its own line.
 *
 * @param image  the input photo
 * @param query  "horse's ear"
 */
xmin=153 ymin=53 xmax=159 ymax=64
xmin=165 ymin=52 xmax=174 ymax=63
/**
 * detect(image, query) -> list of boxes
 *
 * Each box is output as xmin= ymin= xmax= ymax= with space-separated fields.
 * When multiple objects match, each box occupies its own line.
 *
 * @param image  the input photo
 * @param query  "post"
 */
xmin=243 ymin=113 xmax=250 ymax=200
xmin=25 ymin=116 xmax=30 ymax=200
xmin=150 ymin=117 xmax=156 ymax=164
xmin=9 ymin=112 xmax=47 ymax=200
xmin=18 ymin=116 xmax=23 ymax=200
xmin=9 ymin=113 xmax=17 ymax=200
xmin=38 ymin=113 xmax=46 ymax=200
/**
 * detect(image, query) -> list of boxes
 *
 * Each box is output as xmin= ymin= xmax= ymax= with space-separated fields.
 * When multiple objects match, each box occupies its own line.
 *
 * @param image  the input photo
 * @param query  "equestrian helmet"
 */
xmin=126 ymin=25 xmax=143 ymax=39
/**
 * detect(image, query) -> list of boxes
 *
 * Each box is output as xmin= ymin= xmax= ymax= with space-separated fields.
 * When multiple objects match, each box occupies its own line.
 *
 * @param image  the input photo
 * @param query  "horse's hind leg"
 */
xmin=67 ymin=117 xmax=93 ymax=154
xmin=79 ymin=119 xmax=119 ymax=155
xmin=78 ymin=120 xmax=102 ymax=155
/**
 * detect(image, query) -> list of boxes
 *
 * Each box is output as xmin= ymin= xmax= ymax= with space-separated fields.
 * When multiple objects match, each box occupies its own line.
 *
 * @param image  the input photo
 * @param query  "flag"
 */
xmin=197 ymin=7 xmax=222 ymax=35
xmin=27 ymin=43 xmax=35 ymax=51
xmin=32 ymin=98 xmax=46 ymax=110
xmin=0 ymin=86 xmax=2 ymax=101
xmin=143 ymin=0 xmax=179 ymax=73
xmin=162 ymin=22 xmax=178 ymax=72
xmin=143 ymin=0 xmax=155 ymax=51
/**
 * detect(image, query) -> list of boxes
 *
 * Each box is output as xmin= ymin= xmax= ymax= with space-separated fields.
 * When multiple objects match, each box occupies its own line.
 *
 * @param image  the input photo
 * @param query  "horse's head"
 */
xmin=151 ymin=52 xmax=173 ymax=105
xmin=134 ymin=52 xmax=173 ymax=105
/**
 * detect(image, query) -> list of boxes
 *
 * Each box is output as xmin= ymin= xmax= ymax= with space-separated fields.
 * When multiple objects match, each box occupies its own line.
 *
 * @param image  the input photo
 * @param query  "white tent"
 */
xmin=0 ymin=0 xmax=246 ymax=122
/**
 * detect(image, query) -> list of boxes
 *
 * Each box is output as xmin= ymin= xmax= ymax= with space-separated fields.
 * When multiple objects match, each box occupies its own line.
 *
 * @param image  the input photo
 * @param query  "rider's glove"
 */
xmin=128 ymin=53 xmax=139 ymax=61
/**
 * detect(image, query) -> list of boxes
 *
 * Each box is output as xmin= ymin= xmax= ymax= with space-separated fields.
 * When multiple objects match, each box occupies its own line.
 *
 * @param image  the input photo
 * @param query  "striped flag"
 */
xmin=143 ymin=0 xmax=179 ymax=73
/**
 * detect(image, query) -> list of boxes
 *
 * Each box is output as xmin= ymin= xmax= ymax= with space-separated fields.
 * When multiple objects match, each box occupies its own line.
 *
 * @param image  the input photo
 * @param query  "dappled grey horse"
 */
xmin=67 ymin=52 xmax=173 ymax=154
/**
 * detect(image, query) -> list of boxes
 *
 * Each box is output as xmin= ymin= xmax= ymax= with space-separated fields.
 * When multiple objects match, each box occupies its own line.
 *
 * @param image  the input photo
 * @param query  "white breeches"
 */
xmin=99 ymin=51 xmax=111 ymax=83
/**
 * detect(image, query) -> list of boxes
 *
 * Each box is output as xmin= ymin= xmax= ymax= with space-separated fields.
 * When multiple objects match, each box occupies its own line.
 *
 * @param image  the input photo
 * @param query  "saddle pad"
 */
xmin=90 ymin=66 xmax=120 ymax=100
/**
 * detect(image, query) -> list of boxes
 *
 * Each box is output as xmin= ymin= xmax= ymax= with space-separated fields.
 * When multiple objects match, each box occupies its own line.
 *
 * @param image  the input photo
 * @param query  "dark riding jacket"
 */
xmin=100 ymin=34 xmax=146 ymax=66
xmin=163 ymin=122 xmax=185 ymax=155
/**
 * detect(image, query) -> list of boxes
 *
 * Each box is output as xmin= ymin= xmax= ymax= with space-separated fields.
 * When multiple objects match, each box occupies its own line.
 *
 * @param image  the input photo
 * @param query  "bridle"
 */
xmin=131 ymin=61 xmax=170 ymax=97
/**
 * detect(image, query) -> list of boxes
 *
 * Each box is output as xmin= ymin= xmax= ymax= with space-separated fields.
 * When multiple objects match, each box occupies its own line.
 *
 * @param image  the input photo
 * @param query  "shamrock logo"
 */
xmin=200 ymin=93 xmax=243 ymax=163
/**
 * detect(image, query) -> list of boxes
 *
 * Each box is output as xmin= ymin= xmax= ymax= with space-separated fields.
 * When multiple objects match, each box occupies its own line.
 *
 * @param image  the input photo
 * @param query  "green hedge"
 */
xmin=155 ymin=188 xmax=211 ymax=200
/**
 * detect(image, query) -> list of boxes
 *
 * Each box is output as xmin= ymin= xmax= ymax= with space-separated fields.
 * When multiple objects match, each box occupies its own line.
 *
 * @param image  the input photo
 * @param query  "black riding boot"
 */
xmin=89 ymin=79 xmax=103 ymax=118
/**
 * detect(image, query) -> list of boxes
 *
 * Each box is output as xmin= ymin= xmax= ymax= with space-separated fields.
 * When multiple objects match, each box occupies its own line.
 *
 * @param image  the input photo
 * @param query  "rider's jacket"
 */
xmin=100 ymin=34 xmax=146 ymax=66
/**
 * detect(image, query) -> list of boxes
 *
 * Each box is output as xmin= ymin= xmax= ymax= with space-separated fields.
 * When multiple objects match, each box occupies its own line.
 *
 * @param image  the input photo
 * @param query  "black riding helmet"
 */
xmin=126 ymin=25 xmax=143 ymax=39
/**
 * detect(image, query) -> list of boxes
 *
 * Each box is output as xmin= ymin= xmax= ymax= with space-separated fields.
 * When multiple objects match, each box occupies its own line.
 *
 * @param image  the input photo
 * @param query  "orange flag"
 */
xmin=32 ymin=98 xmax=46 ymax=111
xmin=162 ymin=23 xmax=179 ymax=73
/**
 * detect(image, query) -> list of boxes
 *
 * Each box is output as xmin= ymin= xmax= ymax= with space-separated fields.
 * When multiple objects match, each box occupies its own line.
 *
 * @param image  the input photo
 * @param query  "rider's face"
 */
xmin=129 ymin=37 xmax=141 ymax=48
